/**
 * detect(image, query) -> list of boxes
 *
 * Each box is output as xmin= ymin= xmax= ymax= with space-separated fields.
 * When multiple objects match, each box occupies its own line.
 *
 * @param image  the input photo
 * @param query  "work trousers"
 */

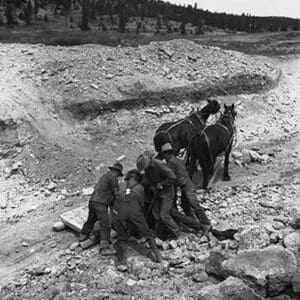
xmin=116 ymin=207 xmax=154 ymax=242
xmin=153 ymin=186 xmax=180 ymax=236
xmin=170 ymin=206 xmax=203 ymax=231
xmin=81 ymin=201 xmax=111 ymax=242
xmin=181 ymin=186 xmax=210 ymax=226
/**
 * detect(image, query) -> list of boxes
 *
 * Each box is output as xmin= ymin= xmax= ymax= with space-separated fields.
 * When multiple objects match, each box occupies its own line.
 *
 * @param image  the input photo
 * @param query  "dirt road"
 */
xmin=0 ymin=38 xmax=299 ymax=298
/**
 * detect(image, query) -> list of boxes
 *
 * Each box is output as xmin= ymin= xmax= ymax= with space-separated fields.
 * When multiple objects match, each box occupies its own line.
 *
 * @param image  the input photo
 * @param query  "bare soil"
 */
xmin=0 ymin=34 xmax=299 ymax=299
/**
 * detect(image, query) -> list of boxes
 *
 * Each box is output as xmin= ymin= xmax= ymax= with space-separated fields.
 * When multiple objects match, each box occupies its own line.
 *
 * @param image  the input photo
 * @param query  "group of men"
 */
xmin=79 ymin=143 xmax=211 ymax=264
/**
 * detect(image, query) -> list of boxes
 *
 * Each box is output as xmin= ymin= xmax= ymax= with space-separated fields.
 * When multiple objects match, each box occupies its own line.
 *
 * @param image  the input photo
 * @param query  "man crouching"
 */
xmin=114 ymin=169 xmax=162 ymax=265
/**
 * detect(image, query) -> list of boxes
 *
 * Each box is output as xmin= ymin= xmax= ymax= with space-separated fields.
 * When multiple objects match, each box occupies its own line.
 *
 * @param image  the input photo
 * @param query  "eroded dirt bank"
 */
xmin=0 ymin=38 xmax=299 ymax=299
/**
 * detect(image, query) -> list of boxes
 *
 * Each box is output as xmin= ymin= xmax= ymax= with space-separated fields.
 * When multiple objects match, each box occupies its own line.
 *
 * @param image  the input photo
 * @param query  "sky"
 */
xmin=164 ymin=0 xmax=300 ymax=18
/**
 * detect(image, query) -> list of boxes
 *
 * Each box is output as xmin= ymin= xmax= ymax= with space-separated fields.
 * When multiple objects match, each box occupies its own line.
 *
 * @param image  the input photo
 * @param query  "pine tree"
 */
xmin=180 ymin=21 xmax=186 ymax=35
xmin=89 ymin=0 xmax=96 ymax=21
xmin=136 ymin=20 xmax=142 ymax=34
xmin=118 ymin=12 xmax=127 ymax=33
xmin=81 ymin=0 xmax=90 ymax=31
xmin=24 ymin=0 xmax=33 ymax=26
xmin=292 ymin=19 xmax=299 ymax=31
xmin=155 ymin=15 xmax=161 ymax=33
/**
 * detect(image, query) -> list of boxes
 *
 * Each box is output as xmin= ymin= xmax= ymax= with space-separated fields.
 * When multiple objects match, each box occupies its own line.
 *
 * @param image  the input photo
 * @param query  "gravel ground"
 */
xmin=0 ymin=36 xmax=299 ymax=299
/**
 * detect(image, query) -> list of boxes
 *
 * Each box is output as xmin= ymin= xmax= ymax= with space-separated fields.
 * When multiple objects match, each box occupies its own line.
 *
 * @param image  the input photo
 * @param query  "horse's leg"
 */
xmin=198 ymin=155 xmax=210 ymax=190
xmin=223 ymin=142 xmax=233 ymax=181
xmin=187 ymin=153 xmax=197 ymax=179
xmin=207 ymin=157 xmax=216 ymax=184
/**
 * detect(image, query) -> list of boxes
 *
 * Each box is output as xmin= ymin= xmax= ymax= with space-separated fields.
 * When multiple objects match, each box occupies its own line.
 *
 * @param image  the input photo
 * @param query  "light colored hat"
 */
xmin=160 ymin=143 xmax=174 ymax=153
xmin=136 ymin=154 xmax=151 ymax=171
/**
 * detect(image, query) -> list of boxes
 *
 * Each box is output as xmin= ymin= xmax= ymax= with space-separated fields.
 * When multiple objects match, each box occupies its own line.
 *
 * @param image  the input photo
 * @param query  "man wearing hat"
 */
xmin=136 ymin=152 xmax=180 ymax=238
xmin=159 ymin=143 xmax=211 ymax=234
xmin=113 ymin=169 xmax=162 ymax=264
xmin=79 ymin=162 xmax=123 ymax=254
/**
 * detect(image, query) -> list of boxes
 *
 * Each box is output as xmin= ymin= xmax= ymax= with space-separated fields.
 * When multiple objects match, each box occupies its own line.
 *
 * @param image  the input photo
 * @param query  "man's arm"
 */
xmin=141 ymin=174 xmax=151 ymax=188
xmin=110 ymin=175 xmax=121 ymax=201
xmin=131 ymin=185 xmax=145 ymax=207
xmin=158 ymin=161 xmax=177 ymax=187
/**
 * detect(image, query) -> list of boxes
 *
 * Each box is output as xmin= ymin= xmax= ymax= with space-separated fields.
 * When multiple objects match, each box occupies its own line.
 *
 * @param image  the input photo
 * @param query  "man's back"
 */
xmin=91 ymin=171 xmax=119 ymax=204
xmin=144 ymin=158 xmax=176 ymax=187
xmin=116 ymin=183 xmax=145 ymax=219
xmin=167 ymin=156 xmax=191 ymax=187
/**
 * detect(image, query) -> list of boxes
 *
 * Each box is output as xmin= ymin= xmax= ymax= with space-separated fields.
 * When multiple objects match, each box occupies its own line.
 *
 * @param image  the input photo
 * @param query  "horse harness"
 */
xmin=155 ymin=112 xmax=205 ymax=148
xmin=200 ymin=115 xmax=236 ymax=164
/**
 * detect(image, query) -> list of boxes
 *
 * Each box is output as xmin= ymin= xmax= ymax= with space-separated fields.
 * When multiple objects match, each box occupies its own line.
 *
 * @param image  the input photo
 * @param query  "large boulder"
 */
xmin=205 ymin=251 xmax=227 ymax=279
xmin=283 ymin=230 xmax=300 ymax=253
xmin=198 ymin=276 xmax=264 ymax=300
xmin=234 ymin=226 xmax=270 ymax=250
xmin=222 ymin=246 xmax=297 ymax=297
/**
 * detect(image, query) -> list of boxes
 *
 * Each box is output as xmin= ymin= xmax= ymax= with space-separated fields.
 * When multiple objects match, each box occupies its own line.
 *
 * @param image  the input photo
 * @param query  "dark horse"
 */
xmin=153 ymin=99 xmax=221 ymax=155
xmin=187 ymin=104 xmax=237 ymax=189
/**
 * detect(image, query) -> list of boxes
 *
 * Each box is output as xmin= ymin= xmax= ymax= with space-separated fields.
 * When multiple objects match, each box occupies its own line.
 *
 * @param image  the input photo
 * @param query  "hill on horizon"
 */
xmin=0 ymin=0 xmax=298 ymax=34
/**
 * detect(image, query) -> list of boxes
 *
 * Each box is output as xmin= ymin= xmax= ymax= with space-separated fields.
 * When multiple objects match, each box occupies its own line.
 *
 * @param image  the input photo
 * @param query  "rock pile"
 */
xmin=1 ymin=40 xmax=279 ymax=118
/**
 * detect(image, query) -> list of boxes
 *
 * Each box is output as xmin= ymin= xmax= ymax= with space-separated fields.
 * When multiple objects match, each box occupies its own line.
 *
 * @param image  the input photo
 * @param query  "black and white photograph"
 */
xmin=0 ymin=0 xmax=299 ymax=299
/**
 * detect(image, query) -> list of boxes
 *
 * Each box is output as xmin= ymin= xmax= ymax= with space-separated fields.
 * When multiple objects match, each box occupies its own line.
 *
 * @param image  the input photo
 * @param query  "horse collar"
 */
xmin=187 ymin=112 xmax=204 ymax=129
xmin=194 ymin=113 xmax=204 ymax=126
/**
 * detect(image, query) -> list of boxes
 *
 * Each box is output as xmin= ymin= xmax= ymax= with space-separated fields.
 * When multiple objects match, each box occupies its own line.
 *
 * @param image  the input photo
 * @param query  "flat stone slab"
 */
xmin=60 ymin=205 xmax=88 ymax=232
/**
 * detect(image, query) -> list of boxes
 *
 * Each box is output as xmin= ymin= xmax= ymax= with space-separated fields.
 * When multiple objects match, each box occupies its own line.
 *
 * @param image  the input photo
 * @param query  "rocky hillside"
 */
xmin=3 ymin=39 xmax=279 ymax=118
xmin=0 ymin=37 xmax=299 ymax=300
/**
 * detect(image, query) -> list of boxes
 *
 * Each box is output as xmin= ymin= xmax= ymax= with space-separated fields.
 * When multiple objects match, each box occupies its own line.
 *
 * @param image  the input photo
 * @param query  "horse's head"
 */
xmin=223 ymin=103 xmax=237 ymax=121
xmin=205 ymin=99 xmax=221 ymax=114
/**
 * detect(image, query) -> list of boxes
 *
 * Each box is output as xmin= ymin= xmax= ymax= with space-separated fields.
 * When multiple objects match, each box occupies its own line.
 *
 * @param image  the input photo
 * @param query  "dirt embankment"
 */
xmin=1 ymin=39 xmax=279 ymax=119
xmin=0 ymin=38 xmax=281 ymax=187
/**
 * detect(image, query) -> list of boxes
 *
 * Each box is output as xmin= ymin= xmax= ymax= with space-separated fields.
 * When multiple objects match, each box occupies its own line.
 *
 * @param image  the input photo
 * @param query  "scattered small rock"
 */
xmin=116 ymin=155 xmax=126 ymax=162
xmin=234 ymin=226 xmax=270 ymax=250
xmin=192 ymin=271 xmax=208 ymax=282
xmin=81 ymin=187 xmax=94 ymax=196
xmin=70 ymin=242 xmax=79 ymax=250
xmin=283 ymin=231 xmax=300 ymax=253
xmin=52 ymin=221 xmax=66 ymax=232
xmin=0 ymin=193 xmax=8 ymax=209
xmin=47 ymin=182 xmax=57 ymax=191
xmin=126 ymin=278 xmax=137 ymax=287
xmin=64 ymin=200 xmax=73 ymax=207
xmin=90 ymin=83 xmax=99 ymax=90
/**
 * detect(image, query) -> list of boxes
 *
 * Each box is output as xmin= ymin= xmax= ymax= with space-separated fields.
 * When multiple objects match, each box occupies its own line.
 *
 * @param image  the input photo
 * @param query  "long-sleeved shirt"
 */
xmin=166 ymin=156 xmax=194 ymax=188
xmin=115 ymin=183 xmax=145 ymax=213
xmin=90 ymin=171 xmax=120 ymax=205
xmin=142 ymin=158 xmax=177 ymax=189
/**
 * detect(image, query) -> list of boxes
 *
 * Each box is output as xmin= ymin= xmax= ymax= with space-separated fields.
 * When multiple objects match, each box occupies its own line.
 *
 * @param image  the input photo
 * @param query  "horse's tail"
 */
xmin=153 ymin=131 xmax=171 ymax=153
xmin=186 ymin=135 xmax=201 ymax=178
xmin=185 ymin=142 xmax=194 ymax=178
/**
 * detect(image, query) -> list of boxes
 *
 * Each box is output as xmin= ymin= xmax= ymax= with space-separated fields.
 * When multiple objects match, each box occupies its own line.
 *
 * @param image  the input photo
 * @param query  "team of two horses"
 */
xmin=153 ymin=99 xmax=237 ymax=189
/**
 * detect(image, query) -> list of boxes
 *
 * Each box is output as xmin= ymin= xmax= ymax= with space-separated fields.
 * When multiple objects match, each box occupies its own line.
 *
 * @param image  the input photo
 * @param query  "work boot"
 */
xmin=101 ymin=245 xmax=117 ymax=256
xmin=147 ymin=238 xmax=162 ymax=263
xmin=115 ymin=240 xmax=128 ymax=266
xmin=173 ymin=230 xmax=181 ymax=239
xmin=79 ymin=233 xmax=89 ymax=242
xmin=99 ymin=240 xmax=110 ymax=250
